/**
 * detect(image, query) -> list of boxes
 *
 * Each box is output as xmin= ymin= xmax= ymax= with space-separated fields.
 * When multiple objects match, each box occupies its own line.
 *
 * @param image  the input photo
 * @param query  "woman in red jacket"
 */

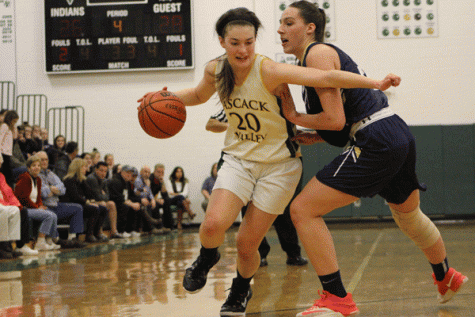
xmin=0 ymin=164 xmax=21 ymax=259
xmin=14 ymin=155 xmax=60 ymax=251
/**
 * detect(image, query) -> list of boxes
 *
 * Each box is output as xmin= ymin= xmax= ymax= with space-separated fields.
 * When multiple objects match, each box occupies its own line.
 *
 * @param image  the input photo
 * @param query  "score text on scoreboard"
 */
xmin=44 ymin=0 xmax=193 ymax=74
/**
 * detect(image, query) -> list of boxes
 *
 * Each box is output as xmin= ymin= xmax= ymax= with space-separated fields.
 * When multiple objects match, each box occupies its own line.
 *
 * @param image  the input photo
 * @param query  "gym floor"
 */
xmin=0 ymin=220 xmax=473 ymax=316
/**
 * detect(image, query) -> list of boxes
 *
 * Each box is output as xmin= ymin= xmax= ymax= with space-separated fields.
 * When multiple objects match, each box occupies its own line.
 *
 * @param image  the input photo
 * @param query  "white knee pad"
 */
xmin=390 ymin=205 xmax=441 ymax=250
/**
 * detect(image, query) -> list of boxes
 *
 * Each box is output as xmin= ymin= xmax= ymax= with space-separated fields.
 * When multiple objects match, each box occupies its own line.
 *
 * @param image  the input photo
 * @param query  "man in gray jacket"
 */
xmin=86 ymin=161 xmax=122 ymax=239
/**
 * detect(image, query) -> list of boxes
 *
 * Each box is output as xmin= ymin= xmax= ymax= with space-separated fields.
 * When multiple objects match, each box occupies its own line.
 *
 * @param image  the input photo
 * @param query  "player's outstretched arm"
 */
xmin=264 ymin=60 xmax=400 ymax=91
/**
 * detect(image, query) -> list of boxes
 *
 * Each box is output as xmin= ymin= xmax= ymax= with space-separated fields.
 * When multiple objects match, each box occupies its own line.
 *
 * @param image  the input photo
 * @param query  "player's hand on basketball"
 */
xmin=291 ymin=130 xmax=324 ymax=145
xmin=378 ymin=73 xmax=401 ymax=91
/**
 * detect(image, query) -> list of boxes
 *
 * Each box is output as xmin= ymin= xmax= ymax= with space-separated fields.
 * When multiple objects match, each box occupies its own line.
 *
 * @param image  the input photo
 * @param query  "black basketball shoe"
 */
xmin=220 ymin=279 xmax=253 ymax=316
xmin=182 ymin=251 xmax=221 ymax=292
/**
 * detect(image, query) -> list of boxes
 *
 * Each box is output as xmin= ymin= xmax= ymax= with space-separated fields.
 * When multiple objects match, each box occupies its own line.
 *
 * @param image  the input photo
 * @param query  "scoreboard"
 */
xmin=44 ymin=0 xmax=193 ymax=74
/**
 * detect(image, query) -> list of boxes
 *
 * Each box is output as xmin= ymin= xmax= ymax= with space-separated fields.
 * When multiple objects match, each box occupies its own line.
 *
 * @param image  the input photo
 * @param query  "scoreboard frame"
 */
xmin=44 ymin=0 xmax=194 ymax=74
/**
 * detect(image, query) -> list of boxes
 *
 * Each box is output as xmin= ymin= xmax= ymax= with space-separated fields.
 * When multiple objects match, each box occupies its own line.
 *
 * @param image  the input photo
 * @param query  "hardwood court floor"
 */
xmin=0 ymin=220 xmax=473 ymax=317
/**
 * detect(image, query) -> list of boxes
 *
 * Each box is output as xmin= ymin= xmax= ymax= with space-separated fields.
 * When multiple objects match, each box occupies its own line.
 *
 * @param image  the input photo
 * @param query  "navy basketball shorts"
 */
xmin=316 ymin=115 xmax=426 ymax=204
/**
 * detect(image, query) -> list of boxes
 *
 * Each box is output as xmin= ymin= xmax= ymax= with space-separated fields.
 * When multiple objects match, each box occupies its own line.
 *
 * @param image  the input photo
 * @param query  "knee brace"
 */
xmin=389 ymin=205 xmax=441 ymax=249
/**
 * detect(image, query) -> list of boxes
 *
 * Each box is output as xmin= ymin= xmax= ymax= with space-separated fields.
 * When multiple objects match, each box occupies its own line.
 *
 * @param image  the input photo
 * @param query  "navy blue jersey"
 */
xmin=300 ymin=42 xmax=389 ymax=146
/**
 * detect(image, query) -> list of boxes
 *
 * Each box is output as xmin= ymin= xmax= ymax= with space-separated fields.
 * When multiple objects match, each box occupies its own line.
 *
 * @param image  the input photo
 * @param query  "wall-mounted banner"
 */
xmin=0 ymin=0 xmax=16 ymax=83
xmin=377 ymin=0 xmax=438 ymax=39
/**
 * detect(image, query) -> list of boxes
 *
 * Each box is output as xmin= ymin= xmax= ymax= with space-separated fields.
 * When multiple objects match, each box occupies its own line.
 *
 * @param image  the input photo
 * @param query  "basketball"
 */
xmin=138 ymin=90 xmax=186 ymax=139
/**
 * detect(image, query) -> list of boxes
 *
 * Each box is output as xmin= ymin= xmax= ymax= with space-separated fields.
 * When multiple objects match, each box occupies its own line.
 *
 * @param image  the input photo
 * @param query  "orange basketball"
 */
xmin=138 ymin=90 xmax=186 ymax=139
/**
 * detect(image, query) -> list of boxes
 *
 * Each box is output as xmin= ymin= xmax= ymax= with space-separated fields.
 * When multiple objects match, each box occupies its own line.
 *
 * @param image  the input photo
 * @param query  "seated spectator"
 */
xmin=41 ymin=128 xmax=51 ymax=151
xmin=91 ymin=149 xmax=101 ymax=167
xmin=86 ymin=161 xmax=122 ymax=239
xmin=80 ymin=152 xmax=93 ymax=176
xmin=108 ymin=165 xmax=141 ymax=238
xmin=17 ymin=124 xmax=29 ymax=159
xmin=133 ymin=165 xmax=164 ymax=235
xmin=201 ymin=162 xmax=218 ymax=212
xmin=61 ymin=158 xmax=108 ymax=243
xmin=166 ymin=166 xmax=196 ymax=229
xmin=46 ymin=135 xmax=66 ymax=170
xmin=13 ymin=207 xmax=38 ymax=256
xmin=11 ymin=125 xmax=28 ymax=182
xmin=14 ymin=155 xmax=61 ymax=251
xmin=2 ymin=147 xmax=38 ymax=256
xmin=37 ymin=151 xmax=86 ymax=248
xmin=127 ymin=167 xmax=147 ymax=236
xmin=31 ymin=125 xmax=43 ymax=153
xmin=150 ymin=164 xmax=173 ymax=230
xmin=104 ymin=153 xmax=115 ymax=180
xmin=23 ymin=124 xmax=41 ymax=158
xmin=0 ymin=110 xmax=19 ymax=187
xmin=0 ymin=167 xmax=22 ymax=259
xmin=112 ymin=164 xmax=122 ymax=176
xmin=54 ymin=141 xmax=78 ymax=180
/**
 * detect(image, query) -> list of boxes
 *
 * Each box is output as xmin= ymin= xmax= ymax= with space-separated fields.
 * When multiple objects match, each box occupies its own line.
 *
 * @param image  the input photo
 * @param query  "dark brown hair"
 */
xmin=3 ymin=110 xmax=19 ymax=131
xmin=289 ymin=1 xmax=326 ymax=42
xmin=214 ymin=8 xmax=262 ymax=104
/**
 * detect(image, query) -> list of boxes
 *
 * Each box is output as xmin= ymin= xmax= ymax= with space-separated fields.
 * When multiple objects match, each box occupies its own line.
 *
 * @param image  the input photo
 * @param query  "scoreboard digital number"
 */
xmin=44 ymin=0 xmax=193 ymax=74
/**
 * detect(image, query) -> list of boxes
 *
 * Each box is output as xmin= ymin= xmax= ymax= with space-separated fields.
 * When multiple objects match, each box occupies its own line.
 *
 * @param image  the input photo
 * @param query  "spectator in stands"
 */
xmin=17 ymin=124 xmax=29 ymax=159
xmin=61 ymin=158 xmax=108 ymax=243
xmin=112 ymin=164 xmax=122 ymax=176
xmin=16 ymin=124 xmax=25 ymax=140
xmin=41 ymin=128 xmax=50 ymax=151
xmin=36 ymin=151 xmax=86 ymax=248
xmin=201 ymin=162 xmax=218 ymax=212
xmin=134 ymin=165 xmax=165 ymax=235
xmin=11 ymin=125 xmax=27 ymax=182
xmin=86 ymin=161 xmax=122 ymax=239
xmin=127 ymin=167 xmax=148 ymax=236
xmin=104 ymin=154 xmax=115 ymax=180
xmin=91 ymin=149 xmax=101 ymax=167
xmin=3 ymin=130 xmax=37 ymax=256
xmin=46 ymin=135 xmax=66 ymax=169
xmin=54 ymin=141 xmax=78 ymax=180
xmin=150 ymin=164 xmax=173 ymax=230
xmin=0 ymin=166 xmax=22 ymax=259
xmin=167 ymin=166 xmax=196 ymax=229
xmin=14 ymin=155 xmax=61 ymax=251
xmin=81 ymin=152 xmax=94 ymax=176
xmin=31 ymin=125 xmax=43 ymax=153
xmin=0 ymin=110 xmax=19 ymax=187
xmin=108 ymin=165 xmax=141 ymax=238
xmin=13 ymin=207 xmax=38 ymax=256
xmin=23 ymin=124 xmax=41 ymax=158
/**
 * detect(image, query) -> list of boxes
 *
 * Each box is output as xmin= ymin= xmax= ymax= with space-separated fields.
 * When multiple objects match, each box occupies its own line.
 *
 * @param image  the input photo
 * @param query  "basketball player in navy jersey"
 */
xmin=139 ymin=7 xmax=399 ymax=316
xmin=278 ymin=2 xmax=468 ymax=316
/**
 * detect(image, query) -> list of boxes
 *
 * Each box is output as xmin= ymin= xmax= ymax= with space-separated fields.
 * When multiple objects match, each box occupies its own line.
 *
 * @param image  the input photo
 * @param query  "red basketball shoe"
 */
xmin=432 ymin=268 xmax=468 ymax=303
xmin=296 ymin=291 xmax=359 ymax=317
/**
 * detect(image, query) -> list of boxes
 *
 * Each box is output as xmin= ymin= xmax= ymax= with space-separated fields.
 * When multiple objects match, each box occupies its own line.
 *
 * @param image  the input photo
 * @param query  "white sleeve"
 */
xmin=182 ymin=182 xmax=189 ymax=197
xmin=165 ymin=179 xmax=174 ymax=194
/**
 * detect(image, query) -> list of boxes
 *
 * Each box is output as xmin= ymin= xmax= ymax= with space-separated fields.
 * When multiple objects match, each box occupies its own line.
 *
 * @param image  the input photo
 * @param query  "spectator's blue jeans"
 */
xmin=47 ymin=203 xmax=84 ymax=234
xmin=27 ymin=208 xmax=58 ymax=237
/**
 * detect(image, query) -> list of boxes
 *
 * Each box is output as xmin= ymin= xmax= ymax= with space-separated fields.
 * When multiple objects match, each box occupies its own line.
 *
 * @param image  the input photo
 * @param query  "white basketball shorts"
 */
xmin=213 ymin=153 xmax=302 ymax=215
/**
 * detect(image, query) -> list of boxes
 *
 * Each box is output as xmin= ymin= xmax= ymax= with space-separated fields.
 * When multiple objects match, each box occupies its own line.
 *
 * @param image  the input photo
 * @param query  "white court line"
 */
xmin=347 ymin=231 xmax=384 ymax=294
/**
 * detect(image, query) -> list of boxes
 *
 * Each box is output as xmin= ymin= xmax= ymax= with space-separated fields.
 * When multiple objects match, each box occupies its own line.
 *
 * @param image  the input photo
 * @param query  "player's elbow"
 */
xmin=333 ymin=117 xmax=346 ymax=131
xmin=325 ymin=116 xmax=346 ymax=131
xmin=206 ymin=120 xmax=228 ymax=133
